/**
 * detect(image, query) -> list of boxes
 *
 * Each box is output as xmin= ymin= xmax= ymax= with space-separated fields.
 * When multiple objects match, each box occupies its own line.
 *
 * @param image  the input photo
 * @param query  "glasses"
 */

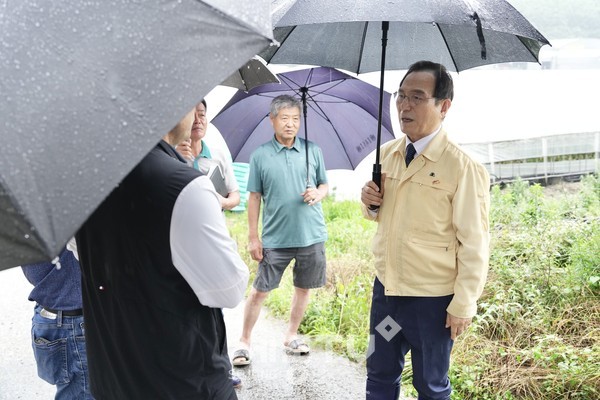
xmin=393 ymin=91 xmax=436 ymax=107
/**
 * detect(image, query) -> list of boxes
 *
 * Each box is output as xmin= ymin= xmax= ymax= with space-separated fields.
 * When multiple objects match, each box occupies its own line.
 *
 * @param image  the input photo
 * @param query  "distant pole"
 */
xmin=488 ymin=143 xmax=496 ymax=184
xmin=542 ymin=138 xmax=548 ymax=185
xmin=595 ymin=131 xmax=600 ymax=173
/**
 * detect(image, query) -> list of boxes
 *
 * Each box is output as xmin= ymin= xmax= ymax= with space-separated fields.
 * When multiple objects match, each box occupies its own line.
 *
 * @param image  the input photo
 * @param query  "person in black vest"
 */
xmin=76 ymin=107 xmax=249 ymax=399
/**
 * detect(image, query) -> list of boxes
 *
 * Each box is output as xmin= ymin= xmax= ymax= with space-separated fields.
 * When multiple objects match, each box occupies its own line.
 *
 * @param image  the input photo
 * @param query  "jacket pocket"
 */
xmin=406 ymin=175 xmax=455 ymax=227
xmin=402 ymin=234 xmax=456 ymax=285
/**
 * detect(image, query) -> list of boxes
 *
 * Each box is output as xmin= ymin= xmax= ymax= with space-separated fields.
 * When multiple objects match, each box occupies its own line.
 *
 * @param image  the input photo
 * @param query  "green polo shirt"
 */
xmin=247 ymin=136 xmax=328 ymax=248
xmin=192 ymin=140 xmax=212 ymax=172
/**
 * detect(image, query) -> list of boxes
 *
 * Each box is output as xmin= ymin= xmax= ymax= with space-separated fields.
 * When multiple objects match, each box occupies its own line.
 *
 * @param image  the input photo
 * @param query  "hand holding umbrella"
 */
xmin=302 ymin=185 xmax=324 ymax=206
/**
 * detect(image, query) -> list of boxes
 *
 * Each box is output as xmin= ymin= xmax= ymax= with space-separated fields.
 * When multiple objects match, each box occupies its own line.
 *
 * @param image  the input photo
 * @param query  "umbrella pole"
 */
xmin=300 ymin=87 xmax=311 ymax=188
xmin=371 ymin=21 xmax=389 ymax=208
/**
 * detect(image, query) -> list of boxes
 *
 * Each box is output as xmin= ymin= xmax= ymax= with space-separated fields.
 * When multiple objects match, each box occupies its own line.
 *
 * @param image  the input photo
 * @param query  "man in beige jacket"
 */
xmin=361 ymin=61 xmax=490 ymax=400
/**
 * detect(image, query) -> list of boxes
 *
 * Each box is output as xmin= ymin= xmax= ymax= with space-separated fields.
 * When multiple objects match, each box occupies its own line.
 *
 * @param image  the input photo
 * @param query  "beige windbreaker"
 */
xmin=362 ymin=130 xmax=490 ymax=318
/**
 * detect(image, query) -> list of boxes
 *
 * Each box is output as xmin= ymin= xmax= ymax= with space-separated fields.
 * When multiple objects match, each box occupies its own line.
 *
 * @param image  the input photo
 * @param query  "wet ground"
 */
xmin=223 ymin=302 xmax=368 ymax=400
xmin=0 ymin=267 xmax=378 ymax=400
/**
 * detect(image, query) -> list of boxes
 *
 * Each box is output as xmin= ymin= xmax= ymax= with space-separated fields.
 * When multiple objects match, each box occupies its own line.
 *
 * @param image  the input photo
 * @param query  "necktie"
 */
xmin=405 ymin=143 xmax=416 ymax=166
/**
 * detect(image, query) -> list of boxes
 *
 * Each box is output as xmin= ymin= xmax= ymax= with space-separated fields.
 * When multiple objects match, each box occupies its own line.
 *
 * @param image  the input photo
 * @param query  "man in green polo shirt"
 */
xmin=176 ymin=99 xmax=241 ymax=211
xmin=232 ymin=94 xmax=328 ymax=366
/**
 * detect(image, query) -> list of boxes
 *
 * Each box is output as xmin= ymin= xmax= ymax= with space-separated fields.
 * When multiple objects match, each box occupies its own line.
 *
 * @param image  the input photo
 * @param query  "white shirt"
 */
xmin=170 ymin=176 xmax=249 ymax=308
xmin=406 ymin=124 xmax=442 ymax=156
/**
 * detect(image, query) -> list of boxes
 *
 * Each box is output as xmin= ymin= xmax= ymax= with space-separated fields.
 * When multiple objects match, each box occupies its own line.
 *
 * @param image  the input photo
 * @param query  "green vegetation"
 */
xmin=225 ymin=174 xmax=599 ymax=399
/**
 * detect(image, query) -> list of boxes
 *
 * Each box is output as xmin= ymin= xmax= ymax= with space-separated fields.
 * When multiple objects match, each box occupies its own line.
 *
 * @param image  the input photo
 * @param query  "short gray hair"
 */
xmin=270 ymin=94 xmax=301 ymax=117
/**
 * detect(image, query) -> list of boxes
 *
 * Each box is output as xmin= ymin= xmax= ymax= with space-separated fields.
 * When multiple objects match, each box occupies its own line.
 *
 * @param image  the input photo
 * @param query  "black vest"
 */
xmin=77 ymin=141 xmax=236 ymax=400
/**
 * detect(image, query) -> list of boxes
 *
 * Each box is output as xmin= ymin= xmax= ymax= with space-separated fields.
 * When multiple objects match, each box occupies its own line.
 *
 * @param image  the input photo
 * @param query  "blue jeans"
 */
xmin=31 ymin=304 xmax=94 ymax=400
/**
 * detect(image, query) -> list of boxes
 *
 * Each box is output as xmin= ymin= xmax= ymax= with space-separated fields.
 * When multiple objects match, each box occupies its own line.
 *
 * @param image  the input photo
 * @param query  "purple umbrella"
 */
xmin=212 ymin=67 xmax=394 ymax=180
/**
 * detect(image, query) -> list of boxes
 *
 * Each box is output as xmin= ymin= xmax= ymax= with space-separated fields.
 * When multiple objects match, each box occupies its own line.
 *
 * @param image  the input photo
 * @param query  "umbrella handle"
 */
xmin=369 ymin=165 xmax=381 ymax=211
xmin=374 ymin=21 xmax=389 ymax=167
xmin=372 ymin=165 xmax=381 ymax=188
xmin=301 ymin=87 xmax=310 ymax=186
xmin=370 ymin=21 xmax=388 ymax=211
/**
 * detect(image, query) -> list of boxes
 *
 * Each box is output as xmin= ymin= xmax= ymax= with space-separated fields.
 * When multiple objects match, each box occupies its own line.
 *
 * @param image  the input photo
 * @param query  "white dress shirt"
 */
xmin=170 ymin=176 xmax=249 ymax=308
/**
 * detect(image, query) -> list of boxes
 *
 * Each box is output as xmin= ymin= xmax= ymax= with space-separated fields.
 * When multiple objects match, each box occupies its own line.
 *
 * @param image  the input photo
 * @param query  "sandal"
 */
xmin=232 ymin=348 xmax=251 ymax=367
xmin=284 ymin=339 xmax=310 ymax=355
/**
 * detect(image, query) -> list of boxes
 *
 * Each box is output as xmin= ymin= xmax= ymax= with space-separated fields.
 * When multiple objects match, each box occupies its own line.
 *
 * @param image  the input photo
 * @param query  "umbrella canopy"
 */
xmin=0 ymin=0 xmax=273 ymax=270
xmin=259 ymin=0 xmax=551 ymax=185
xmin=212 ymin=66 xmax=394 ymax=171
xmin=220 ymin=56 xmax=280 ymax=92
xmin=263 ymin=0 xmax=550 ymax=73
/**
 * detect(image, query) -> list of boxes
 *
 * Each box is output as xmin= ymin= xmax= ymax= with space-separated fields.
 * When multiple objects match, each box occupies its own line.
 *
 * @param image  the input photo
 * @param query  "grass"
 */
xmin=225 ymin=174 xmax=600 ymax=399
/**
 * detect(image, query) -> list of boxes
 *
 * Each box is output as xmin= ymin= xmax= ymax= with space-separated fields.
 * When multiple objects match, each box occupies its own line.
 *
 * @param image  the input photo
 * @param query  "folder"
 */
xmin=208 ymin=164 xmax=228 ymax=197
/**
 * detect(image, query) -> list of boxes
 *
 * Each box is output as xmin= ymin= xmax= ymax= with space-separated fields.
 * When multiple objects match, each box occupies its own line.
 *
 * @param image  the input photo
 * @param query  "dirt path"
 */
xmin=224 ymin=302 xmax=368 ymax=399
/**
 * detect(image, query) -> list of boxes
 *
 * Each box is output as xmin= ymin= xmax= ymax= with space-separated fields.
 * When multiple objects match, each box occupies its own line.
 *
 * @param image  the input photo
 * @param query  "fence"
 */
xmin=462 ymin=131 xmax=600 ymax=185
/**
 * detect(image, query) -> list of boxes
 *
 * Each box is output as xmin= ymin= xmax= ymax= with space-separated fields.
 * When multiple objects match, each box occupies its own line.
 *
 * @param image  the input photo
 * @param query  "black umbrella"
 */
xmin=220 ymin=56 xmax=280 ymax=92
xmin=260 ymin=0 xmax=551 ymax=186
xmin=0 ymin=0 xmax=274 ymax=270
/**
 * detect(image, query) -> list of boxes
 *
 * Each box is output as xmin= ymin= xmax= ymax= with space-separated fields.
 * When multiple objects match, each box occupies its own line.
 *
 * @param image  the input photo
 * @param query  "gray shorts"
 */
xmin=253 ymin=242 xmax=327 ymax=292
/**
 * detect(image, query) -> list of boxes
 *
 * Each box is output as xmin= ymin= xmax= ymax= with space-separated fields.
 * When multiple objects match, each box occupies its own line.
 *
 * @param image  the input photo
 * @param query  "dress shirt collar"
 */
xmin=406 ymin=125 xmax=442 ymax=156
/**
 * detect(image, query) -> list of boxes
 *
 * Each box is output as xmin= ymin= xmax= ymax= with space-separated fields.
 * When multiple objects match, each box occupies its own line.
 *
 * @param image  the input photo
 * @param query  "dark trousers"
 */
xmin=366 ymin=278 xmax=453 ymax=400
